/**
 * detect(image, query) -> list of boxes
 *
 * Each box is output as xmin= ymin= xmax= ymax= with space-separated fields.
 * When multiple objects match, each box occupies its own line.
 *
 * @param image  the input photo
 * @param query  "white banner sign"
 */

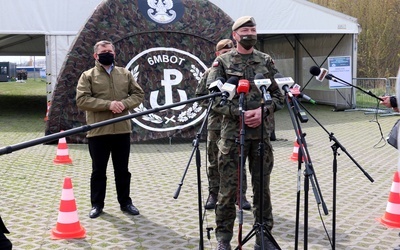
xmin=328 ymin=56 xmax=352 ymax=89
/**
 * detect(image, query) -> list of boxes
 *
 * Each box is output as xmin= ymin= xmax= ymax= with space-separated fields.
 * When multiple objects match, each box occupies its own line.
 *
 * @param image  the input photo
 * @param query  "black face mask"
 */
xmin=238 ymin=34 xmax=257 ymax=50
xmin=97 ymin=52 xmax=114 ymax=66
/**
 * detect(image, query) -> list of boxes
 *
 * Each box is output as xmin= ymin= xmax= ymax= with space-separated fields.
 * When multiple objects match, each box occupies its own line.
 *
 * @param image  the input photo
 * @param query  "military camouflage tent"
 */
xmin=0 ymin=0 xmax=360 ymax=142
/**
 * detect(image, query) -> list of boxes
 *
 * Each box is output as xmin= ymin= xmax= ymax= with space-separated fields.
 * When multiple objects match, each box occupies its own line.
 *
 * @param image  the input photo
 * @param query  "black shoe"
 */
xmin=236 ymin=197 xmax=251 ymax=210
xmin=205 ymin=192 xmax=218 ymax=210
xmin=89 ymin=206 xmax=103 ymax=219
xmin=121 ymin=204 xmax=140 ymax=215
xmin=215 ymin=240 xmax=231 ymax=250
xmin=270 ymin=130 xmax=276 ymax=141
xmin=242 ymin=198 xmax=251 ymax=210
xmin=255 ymin=235 xmax=279 ymax=250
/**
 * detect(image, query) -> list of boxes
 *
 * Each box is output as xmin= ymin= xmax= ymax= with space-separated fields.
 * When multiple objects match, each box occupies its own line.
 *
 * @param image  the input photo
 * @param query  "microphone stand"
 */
xmin=297 ymin=102 xmax=374 ymax=249
xmin=327 ymin=74 xmax=384 ymax=102
xmin=0 ymin=92 xmax=222 ymax=156
xmin=173 ymin=93 xmax=218 ymax=250
xmin=238 ymin=98 xmax=281 ymax=250
xmin=0 ymin=92 xmax=223 ymax=250
xmin=284 ymin=93 xmax=328 ymax=250
xmin=236 ymin=90 xmax=246 ymax=249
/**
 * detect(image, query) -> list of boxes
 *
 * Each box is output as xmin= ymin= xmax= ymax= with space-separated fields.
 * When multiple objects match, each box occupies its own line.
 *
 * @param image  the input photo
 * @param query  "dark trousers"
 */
xmin=88 ymin=134 xmax=132 ymax=208
xmin=0 ymin=217 xmax=12 ymax=250
xmin=0 ymin=233 xmax=12 ymax=250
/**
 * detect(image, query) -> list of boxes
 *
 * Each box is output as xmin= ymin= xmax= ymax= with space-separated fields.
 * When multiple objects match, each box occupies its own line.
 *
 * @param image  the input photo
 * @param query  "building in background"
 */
xmin=16 ymin=66 xmax=43 ymax=79
xmin=0 ymin=62 xmax=16 ymax=81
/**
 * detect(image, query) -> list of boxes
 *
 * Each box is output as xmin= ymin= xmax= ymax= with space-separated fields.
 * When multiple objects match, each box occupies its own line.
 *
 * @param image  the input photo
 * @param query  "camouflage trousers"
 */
xmin=215 ymin=138 xmax=274 ymax=242
xmin=207 ymin=130 xmax=247 ymax=195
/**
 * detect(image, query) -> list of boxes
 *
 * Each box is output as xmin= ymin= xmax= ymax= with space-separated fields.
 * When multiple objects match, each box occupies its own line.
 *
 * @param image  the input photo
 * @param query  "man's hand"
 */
xmin=380 ymin=96 xmax=392 ymax=108
xmin=380 ymin=96 xmax=399 ymax=112
xmin=110 ymin=101 xmax=125 ymax=113
xmin=244 ymin=107 xmax=262 ymax=128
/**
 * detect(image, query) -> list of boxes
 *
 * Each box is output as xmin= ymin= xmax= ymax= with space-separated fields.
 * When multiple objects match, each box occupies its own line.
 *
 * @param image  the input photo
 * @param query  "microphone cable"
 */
xmin=371 ymin=99 xmax=387 ymax=149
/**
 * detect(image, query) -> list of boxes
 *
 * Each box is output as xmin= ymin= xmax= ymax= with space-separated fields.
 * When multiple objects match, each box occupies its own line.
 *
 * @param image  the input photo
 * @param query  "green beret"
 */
xmin=232 ymin=16 xmax=256 ymax=31
xmin=215 ymin=39 xmax=234 ymax=52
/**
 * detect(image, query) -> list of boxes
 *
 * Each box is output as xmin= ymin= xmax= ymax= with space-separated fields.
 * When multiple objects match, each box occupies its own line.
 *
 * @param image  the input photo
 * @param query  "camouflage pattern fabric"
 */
xmin=207 ymin=49 xmax=284 ymax=140
xmin=207 ymin=48 xmax=284 ymax=242
xmin=195 ymin=69 xmax=247 ymax=195
xmin=45 ymin=0 xmax=233 ymax=143
xmin=215 ymin=138 xmax=273 ymax=242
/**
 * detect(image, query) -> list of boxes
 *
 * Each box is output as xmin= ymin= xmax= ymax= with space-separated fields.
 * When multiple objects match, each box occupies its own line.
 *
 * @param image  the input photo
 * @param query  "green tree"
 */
xmin=309 ymin=0 xmax=400 ymax=77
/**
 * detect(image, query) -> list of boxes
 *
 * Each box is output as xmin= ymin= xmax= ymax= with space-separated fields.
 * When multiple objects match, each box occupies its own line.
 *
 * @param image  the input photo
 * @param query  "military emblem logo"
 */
xmin=126 ymin=47 xmax=208 ymax=132
xmin=139 ymin=0 xmax=184 ymax=25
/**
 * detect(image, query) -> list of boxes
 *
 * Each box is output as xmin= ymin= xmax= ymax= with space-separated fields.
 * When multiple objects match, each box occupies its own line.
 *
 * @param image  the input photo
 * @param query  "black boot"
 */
xmin=236 ymin=196 xmax=252 ymax=210
xmin=215 ymin=240 xmax=231 ymax=250
xmin=242 ymin=197 xmax=251 ymax=210
xmin=270 ymin=130 xmax=276 ymax=141
xmin=255 ymin=232 xmax=279 ymax=250
xmin=205 ymin=192 xmax=218 ymax=209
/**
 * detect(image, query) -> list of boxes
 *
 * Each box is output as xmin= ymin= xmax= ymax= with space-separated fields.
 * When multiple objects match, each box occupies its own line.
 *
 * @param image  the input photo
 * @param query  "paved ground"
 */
xmin=1 ymin=103 xmax=400 ymax=249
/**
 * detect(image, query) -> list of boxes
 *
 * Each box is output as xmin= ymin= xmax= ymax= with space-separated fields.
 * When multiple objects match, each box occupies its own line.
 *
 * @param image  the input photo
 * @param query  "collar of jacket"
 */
xmin=230 ymin=49 xmax=262 ymax=65
xmin=95 ymin=60 xmax=115 ymax=71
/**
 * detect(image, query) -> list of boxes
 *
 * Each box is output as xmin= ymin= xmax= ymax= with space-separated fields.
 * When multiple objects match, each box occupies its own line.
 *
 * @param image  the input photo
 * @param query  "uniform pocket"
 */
xmin=216 ymin=138 xmax=235 ymax=155
xmin=225 ymin=69 xmax=243 ymax=78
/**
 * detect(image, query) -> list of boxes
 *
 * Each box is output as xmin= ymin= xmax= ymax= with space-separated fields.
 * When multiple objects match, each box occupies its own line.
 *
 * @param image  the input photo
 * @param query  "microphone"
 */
xmin=237 ymin=79 xmax=250 ymax=111
xmin=274 ymin=73 xmax=308 ymax=122
xmin=208 ymin=77 xmax=225 ymax=93
xmin=309 ymin=66 xmax=332 ymax=81
xmin=254 ymin=73 xmax=273 ymax=105
xmin=274 ymin=73 xmax=316 ymax=104
xmin=219 ymin=76 xmax=239 ymax=106
xmin=291 ymin=84 xmax=316 ymax=104
xmin=274 ymin=73 xmax=295 ymax=96
xmin=237 ymin=79 xmax=250 ymax=94
xmin=281 ymin=84 xmax=293 ymax=97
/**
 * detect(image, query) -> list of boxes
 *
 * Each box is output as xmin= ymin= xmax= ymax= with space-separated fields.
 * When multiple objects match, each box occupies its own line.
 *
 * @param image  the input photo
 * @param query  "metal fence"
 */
xmin=352 ymin=77 xmax=397 ymax=114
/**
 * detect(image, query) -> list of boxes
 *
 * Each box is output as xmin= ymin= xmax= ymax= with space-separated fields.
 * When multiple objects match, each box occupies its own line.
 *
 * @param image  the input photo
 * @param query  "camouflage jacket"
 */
xmin=207 ymin=48 xmax=284 ymax=140
xmin=195 ymin=68 xmax=222 ymax=131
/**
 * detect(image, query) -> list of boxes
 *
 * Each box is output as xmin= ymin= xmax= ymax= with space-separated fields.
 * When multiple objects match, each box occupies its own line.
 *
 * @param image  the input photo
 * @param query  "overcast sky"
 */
xmin=0 ymin=56 xmax=46 ymax=64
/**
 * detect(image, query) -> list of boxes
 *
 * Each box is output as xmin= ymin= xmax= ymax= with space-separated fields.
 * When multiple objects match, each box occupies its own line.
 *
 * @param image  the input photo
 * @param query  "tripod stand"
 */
xmin=297 ymin=101 xmax=374 ymax=249
xmin=237 ymin=98 xmax=281 ymax=250
xmin=173 ymin=94 xmax=218 ymax=250
xmin=283 ymin=91 xmax=329 ymax=250
xmin=0 ymin=90 xmax=222 ymax=250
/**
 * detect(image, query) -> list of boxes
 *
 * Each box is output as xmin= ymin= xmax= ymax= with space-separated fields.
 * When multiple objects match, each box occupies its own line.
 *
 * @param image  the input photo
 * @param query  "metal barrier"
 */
xmin=387 ymin=77 xmax=397 ymax=95
xmin=350 ymin=77 xmax=392 ymax=114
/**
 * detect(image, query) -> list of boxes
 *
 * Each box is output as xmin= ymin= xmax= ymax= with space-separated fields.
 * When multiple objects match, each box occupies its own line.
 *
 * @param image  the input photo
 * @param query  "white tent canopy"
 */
xmin=210 ymin=0 xmax=360 ymax=34
xmin=0 ymin=0 xmax=360 ymax=108
xmin=0 ymin=0 xmax=360 ymax=53
xmin=1 ymin=0 xmax=99 ymax=35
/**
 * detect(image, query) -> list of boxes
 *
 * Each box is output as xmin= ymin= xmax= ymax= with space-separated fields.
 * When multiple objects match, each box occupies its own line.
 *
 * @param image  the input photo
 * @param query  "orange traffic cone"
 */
xmin=54 ymin=134 xmax=72 ymax=164
xmin=51 ymin=177 xmax=86 ymax=239
xmin=377 ymin=171 xmax=400 ymax=228
xmin=44 ymin=101 xmax=51 ymax=121
xmin=290 ymin=139 xmax=303 ymax=162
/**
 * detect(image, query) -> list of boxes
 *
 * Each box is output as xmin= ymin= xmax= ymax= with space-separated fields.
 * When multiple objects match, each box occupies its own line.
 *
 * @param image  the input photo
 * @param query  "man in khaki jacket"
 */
xmin=76 ymin=40 xmax=144 ymax=219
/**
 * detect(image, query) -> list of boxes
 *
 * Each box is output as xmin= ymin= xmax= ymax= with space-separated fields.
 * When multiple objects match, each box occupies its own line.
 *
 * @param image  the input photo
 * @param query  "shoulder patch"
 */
xmin=212 ymin=60 xmax=219 ymax=67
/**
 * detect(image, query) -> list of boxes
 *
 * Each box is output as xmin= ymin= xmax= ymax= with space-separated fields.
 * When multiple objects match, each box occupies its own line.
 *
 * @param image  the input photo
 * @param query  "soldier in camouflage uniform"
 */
xmin=207 ymin=16 xmax=284 ymax=250
xmin=195 ymin=39 xmax=251 ymax=211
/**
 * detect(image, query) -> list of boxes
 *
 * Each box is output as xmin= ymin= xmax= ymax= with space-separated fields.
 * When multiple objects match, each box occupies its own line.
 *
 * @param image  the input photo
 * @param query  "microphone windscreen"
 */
xmin=309 ymin=66 xmax=321 ymax=76
xmin=237 ymin=79 xmax=250 ymax=94
xmin=216 ymin=77 xmax=226 ymax=84
xmin=274 ymin=73 xmax=284 ymax=78
xmin=254 ymin=73 xmax=265 ymax=80
xmin=226 ymin=76 xmax=239 ymax=85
